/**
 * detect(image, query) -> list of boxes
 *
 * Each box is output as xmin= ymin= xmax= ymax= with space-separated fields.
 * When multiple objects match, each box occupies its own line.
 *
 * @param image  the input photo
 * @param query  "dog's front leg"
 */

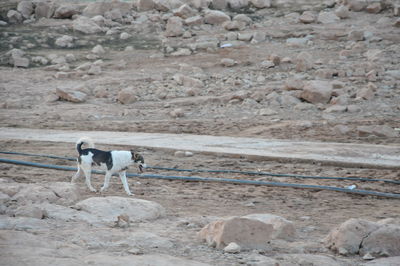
xmin=100 ymin=172 xmax=112 ymax=193
xmin=119 ymin=171 xmax=133 ymax=196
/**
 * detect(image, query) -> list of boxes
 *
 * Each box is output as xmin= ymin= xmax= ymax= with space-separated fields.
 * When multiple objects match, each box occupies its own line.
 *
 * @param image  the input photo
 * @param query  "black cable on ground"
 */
xmin=1 ymin=151 xmax=399 ymax=185
xmin=0 ymin=158 xmax=399 ymax=199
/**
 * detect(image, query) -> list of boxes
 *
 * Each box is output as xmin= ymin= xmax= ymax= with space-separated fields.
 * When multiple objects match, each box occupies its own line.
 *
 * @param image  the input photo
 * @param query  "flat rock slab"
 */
xmin=0 ymin=128 xmax=400 ymax=169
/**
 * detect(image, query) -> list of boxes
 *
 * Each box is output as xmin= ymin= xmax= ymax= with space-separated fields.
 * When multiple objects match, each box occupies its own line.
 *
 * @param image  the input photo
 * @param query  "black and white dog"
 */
xmin=71 ymin=137 xmax=145 ymax=196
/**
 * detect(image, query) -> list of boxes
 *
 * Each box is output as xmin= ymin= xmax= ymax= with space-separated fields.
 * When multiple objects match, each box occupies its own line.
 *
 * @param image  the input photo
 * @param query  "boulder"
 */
xmin=75 ymin=197 xmax=165 ymax=223
xmin=17 ymin=1 xmax=34 ymax=19
xmin=35 ymin=2 xmax=54 ymax=19
xmin=335 ymin=5 xmax=350 ymax=19
xmin=300 ymin=80 xmax=333 ymax=104
xmin=348 ymin=0 xmax=367 ymax=12
xmin=360 ymin=225 xmax=400 ymax=257
xmin=56 ymin=87 xmax=87 ymax=103
xmin=7 ymin=10 xmax=23 ymax=24
xmin=117 ymin=88 xmax=138 ymax=104
xmin=325 ymin=218 xmax=380 ymax=255
xmin=204 ymin=10 xmax=230 ymax=25
xmin=6 ymin=49 xmax=29 ymax=68
xmin=198 ymin=217 xmax=274 ymax=249
xmin=14 ymin=205 xmax=47 ymax=219
xmin=53 ymin=5 xmax=81 ymax=19
xmin=12 ymin=184 xmax=59 ymax=204
xmin=165 ymin=16 xmax=184 ymax=37
xmin=73 ymin=16 xmax=103 ymax=34
xmin=198 ymin=213 xmax=295 ymax=249
xmin=45 ymin=182 xmax=80 ymax=205
xmin=243 ymin=213 xmax=296 ymax=240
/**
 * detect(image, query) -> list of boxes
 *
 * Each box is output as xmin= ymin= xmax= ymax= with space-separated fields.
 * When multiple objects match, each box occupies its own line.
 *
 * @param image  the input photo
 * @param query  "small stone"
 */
xmin=221 ymin=58 xmax=237 ymax=67
xmin=120 ymin=32 xmax=131 ymax=40
xmin=165 ymin=16 xmax=184 ymax=37
xmin=92 ymin=44 xmax=105 ymax=55
xmin=348 ymin=30 xmax=364 ymax=41
xmin=363 ymin=253 xmax=375 ymax=260
xmin=299 ymin=11 xmax=316 ymax=24
xmin=366 ymin=3 xmax=381 ymax=14
xmin=335 ymin=5 xmax=350 ymax=19
xmin=318 ymin=11 xmax=340 ymax=24
xmin=224 ymin=242 xmax=241 ymax=253
xmin=170 ymin=108 xmax=184 ymax=118
xmin=117 ymin=88 xmax=137 ymax=104
xmin=56 ymin=87 xmax=87 ymax=103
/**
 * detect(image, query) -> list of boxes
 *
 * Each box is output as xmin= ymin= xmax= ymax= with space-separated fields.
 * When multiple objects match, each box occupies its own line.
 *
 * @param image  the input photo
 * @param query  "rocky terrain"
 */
xmin=0 ymin=0 xmax=400 ymax=265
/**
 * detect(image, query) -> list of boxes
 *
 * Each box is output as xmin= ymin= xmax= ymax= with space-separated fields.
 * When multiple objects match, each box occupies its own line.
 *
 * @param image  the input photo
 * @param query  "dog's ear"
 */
xmin=131 ymin=151 xmax=144 ymax=163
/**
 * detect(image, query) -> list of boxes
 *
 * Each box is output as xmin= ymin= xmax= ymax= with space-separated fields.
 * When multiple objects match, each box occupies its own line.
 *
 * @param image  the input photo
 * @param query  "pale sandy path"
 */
xmin=0 ymin=127 xmax=399 ymax=169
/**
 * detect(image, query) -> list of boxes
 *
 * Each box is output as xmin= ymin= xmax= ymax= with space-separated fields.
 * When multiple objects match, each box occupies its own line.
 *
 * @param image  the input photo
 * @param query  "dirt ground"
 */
xmin=1 ymin=1 xmax=400 ymax=265
xmin=0 ymin=139 xmax=399 ymax=265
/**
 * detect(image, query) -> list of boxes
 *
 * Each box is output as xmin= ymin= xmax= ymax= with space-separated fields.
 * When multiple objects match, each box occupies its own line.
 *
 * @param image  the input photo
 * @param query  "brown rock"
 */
xmin=366 ymin=3 xmax=382 ymax=14
xmin=300 ymin=80 xmax=333 ymax=104
xmin=325 ymin=218 xmax=380 ymax=255
xmin=56 ymin=87 xmax=87 ymax=103
xmin=357 ymin=125 xmax=399 ymax=138
xmin=360 ymin=225 xmax=400 ymax=257
xmin=117 ymin=88 xmax=138 ymax=104
xmin=198 ymin=217 xmax=274 ymax=249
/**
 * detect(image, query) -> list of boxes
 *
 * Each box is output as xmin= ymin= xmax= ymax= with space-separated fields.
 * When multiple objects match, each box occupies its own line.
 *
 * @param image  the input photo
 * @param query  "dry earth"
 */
xmin=0 ymin=0 xmax=400 ymax=265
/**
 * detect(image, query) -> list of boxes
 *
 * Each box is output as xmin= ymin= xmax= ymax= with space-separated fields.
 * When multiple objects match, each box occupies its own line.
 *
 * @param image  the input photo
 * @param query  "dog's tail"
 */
xmin=76 ymin=137 xmax=95 ymax=154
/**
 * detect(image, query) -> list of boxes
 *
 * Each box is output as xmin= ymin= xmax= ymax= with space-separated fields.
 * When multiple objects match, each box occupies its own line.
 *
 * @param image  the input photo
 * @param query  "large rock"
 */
xmin=6 ymin=49 xmax=29 ymax=68
xmin=325 ymin=218 xmax=380 ymax=255
xmin=12 ymin=184 xmax=59 ymax=204
xmin=318 ymin=11 xmax=340 ymax=24
xmin=7 ymin=10 xmax=23 ymax=24
xmin=74 ymin=196 xmax=165 ymax=223
xmin=300 ymin=80 xmax=333 ymax=104
xmin=17 ymin=0 xmax=33 ymax=19
xmin=360 ymin=225 xmax=400 ymax=257
xmin=198 ymin=213 xmax=296 ymax=249
xmin=53 ymin=4 xmax=81 ymax=19
xmin=73 ymin=16 xmax=104 ymax=34
xmin=56 ymin=87 xmax=87 ymax=103
xmin=35 ymin=1 xmax=54 ymax=19
xmin=165 ymin=16 xmax=184 ymax=37
xmin=204 ymin=10 xmax=230 ymax=25
xmin=173 ymin=4 xmax=196 ymax=19
xmin=243 ymin=213 xmax=296 ymax=240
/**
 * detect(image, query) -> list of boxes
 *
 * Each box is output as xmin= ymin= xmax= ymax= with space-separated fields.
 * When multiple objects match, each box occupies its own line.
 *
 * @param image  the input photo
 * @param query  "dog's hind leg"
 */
xmin=71 ymin=165 xmax=83 ymax=183
xmin=119 ymin=171 xmax=133 ymax=196
xmin=100 ymin=171 xmax=112 ymax=193
xmin=81 ymin=165 xmax=97 ymax=192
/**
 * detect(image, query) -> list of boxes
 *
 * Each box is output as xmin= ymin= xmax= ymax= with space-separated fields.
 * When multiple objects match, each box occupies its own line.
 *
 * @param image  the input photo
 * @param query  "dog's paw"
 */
xmin=89 ymin=187 xmax=97 ymax=192
xmin=127 ymin=192 xmax=134 ymax=196
xmin=100 ymin=186 xmax=107 ymax=192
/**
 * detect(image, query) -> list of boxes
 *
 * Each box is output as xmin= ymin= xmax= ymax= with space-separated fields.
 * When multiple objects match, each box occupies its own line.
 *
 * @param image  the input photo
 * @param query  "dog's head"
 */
xmin=131 ymin=151 xmax=145 ymax=172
